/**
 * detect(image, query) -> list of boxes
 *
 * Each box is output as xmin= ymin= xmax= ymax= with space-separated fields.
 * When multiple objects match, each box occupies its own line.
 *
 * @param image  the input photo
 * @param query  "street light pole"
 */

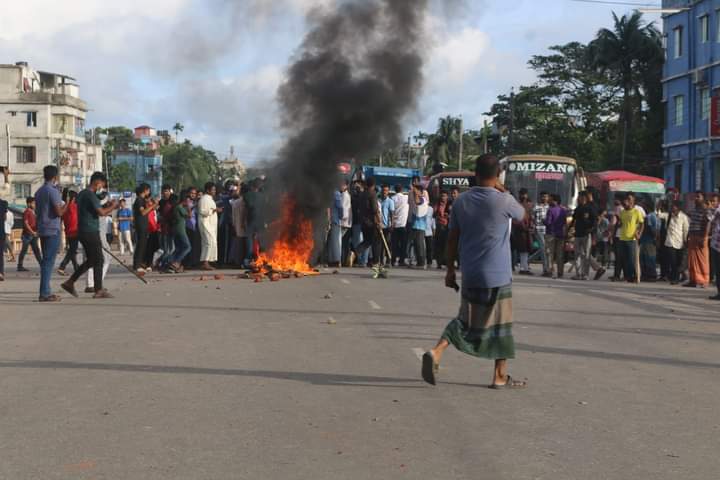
xmin=458 ymin=116 xmax=463 ymax=171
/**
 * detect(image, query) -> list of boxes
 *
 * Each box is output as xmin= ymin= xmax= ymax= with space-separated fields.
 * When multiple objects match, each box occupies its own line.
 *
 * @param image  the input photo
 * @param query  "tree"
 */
xmin=587 ymin=11 xmax=664 ymax=171
xmin=172 ymin=122 xmax=185 ymax=143
xmin=108 ymin=161 xmax=136 ymax=192
xmin=160 ymin=141 xmax=219 ymax=191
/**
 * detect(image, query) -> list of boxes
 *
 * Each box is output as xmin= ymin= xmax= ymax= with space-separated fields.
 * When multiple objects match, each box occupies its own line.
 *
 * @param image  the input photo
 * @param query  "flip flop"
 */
xmin=489 ymin=375 xmax=527 ymax=390
xmin=421 ymin=352 xmax=436 ymax=386
xmin=38 ymin=294 xmax=61 ymax=302
xmin=61 ymin=282 xmax=79 ymax=298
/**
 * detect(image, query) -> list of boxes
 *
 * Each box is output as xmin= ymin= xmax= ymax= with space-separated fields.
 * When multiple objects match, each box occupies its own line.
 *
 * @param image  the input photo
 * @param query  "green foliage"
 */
xmin=160 ymin=141 xmax=220 ymax=191
xmin=108 ymin=161 xmax=136 ymax=192
xmin=96 ymin=126 xmax=136 ymax=151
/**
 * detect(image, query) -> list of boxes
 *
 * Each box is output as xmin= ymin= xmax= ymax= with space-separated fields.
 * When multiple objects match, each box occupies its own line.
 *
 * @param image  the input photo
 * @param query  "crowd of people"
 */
xmin=1 ymin=163 xmax=719 ymax=303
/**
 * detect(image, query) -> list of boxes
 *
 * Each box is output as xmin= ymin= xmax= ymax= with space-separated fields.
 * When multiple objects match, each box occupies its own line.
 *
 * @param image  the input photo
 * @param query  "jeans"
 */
xmin=171 ymin=233 xmax=192 ymax=264
xmin=59 ymin=237 xmax=79 ymax=271
xmin=159 ymin=233 xmax=175 ymax=266
xmin=351 ymin=224 xmax=369 ymax=266
xmin=119 ymin=230 xmax=134 ymax=255
xmin=328 ymin=224 xmax=344 ymax=264
xmin=391 ymin=227 xmax=407 ymax=265
xmin=408 ymin=229 xmax=426 ymax=266
xmin=529 ymin=231 xmax=548 ymax=272
xmin=359 ymin=225 xmax=381 ymax=266
xmin=434 ymin=225 xmax=448 ymax=266
xmin=18 ymin=234 xmax=42 ymax=268
xmin=668 ymin=247 xmax=683 ymax=283
xmin=69 ymin=231 xmax=105 ymax=292
xmin=87 ymin=232 xmax=111 ymax=289
xmin=133 ymin=228 xmax=148 ymax=270
xmin=0 ymin=235 xmax=4 ymax=275
xmin=618 ymin=239 xmax=638 ymax=282
xmin=573 ymin=236 xmax=593 ymax=278
xmin=544 ymin=234 xmax=565 ymax=277
xmin=39 ymin=234 xmax=61 ymax=298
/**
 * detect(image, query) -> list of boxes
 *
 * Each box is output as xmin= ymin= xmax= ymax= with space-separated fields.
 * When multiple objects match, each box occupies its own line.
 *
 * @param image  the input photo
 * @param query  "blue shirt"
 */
xmin=34 ymin=181 xmax=63 ymax=237
xmin=450 ymin=187 xmax=525 ymax=288
xmin=331 ymin=190 xmax=344 ymax=225
xmin=118 ymin=208 xmax=132 ymax=232
xmin=380 ymin=197 xmax=395 ymax=229
xmin=186 ymin=200 xmax=197 ymax=230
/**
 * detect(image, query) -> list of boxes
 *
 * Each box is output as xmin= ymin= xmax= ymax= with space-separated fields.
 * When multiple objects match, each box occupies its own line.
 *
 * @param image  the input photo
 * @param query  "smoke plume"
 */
xmin=266 ymin=0 xmax=429 ymax=246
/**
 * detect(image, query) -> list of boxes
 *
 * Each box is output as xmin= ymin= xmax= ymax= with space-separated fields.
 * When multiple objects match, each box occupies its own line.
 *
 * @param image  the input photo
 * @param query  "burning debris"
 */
xmin=258 ymin=0 xmax=428 ymax=267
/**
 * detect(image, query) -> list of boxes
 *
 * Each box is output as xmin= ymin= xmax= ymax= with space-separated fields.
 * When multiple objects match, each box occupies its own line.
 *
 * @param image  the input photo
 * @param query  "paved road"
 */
xmin=0 ymin=261 xmax=718 ymax=479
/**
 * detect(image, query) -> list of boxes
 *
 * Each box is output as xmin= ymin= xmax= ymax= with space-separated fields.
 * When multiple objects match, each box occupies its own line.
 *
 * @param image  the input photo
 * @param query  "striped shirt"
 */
xmin=688 ymin=207 xmax=712 ymax=234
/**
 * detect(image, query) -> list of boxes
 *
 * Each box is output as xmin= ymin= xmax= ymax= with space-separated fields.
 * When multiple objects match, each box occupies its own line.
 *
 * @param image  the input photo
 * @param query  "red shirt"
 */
xmin=62 ymin=202 xmax=78 ymax=238
xmin=435 ymin=201 xmax=450 ymax=227
xmin=23 ymin=208 xmax=37 ymax=235
xmin=148 ymin=210 xmax=160 ymax=234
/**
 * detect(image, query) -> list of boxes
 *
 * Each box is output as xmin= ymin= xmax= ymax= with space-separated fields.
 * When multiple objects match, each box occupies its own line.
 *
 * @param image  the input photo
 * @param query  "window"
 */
xmin=14 ymin=183 xmax=31 ymax=199
xmin=701 ymin=88 xmax=711 ymax=120
xmin=700 ymin=15 xmax=709 ymax=43
xmin=674 ymin=27 xmax=683 ymax=58
xmin=674 ymin=95 xmax=685 ymax=126
xmin=25 ymin=111 xmax=37 ymax=127
xmin=15 ymin=146 xmax=36 ymax=163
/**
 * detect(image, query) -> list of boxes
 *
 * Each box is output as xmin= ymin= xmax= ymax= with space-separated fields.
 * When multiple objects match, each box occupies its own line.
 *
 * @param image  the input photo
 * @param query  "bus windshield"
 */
xmin=504 ymin=165 xmax=577 ymax=206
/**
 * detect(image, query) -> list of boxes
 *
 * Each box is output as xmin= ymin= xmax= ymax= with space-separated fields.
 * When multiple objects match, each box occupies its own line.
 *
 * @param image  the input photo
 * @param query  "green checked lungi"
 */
xmin=441 ymin=284 xmax=515 ymax=359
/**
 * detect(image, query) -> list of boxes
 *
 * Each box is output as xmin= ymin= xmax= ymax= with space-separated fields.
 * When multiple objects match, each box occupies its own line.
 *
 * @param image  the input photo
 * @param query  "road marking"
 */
xmin=340 ymin=279 xmax=351 ymax=285
xmin=412 ymin=348 xmax=425 ymax=360
xmin=369 ymin=300 xmax=381 ymax=310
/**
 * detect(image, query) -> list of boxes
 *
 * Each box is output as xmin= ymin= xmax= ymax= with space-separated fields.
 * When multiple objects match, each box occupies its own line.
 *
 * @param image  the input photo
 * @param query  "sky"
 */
xmin=0 ymin=0 xmax=661 ymax=164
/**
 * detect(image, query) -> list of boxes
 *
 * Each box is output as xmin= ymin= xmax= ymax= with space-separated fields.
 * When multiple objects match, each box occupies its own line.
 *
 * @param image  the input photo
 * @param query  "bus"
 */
xmin=586 ymin=170 xmax=666 ymax=212
xmin=426 ymin=171 xmax=476 ymax=203
xmin=500 ymin=155 xmax=583 ymax=208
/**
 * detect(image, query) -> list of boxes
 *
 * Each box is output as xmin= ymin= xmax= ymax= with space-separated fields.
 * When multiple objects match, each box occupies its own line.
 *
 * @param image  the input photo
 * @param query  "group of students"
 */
xmin=512 ymin=187 xmax=720 ymax=299
xmin=328 ymin=176 xmax=462 ymax=270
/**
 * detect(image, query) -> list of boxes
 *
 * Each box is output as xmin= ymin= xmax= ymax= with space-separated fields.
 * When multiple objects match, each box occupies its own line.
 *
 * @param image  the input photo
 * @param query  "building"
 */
xmin=218 ymin=146 xmax=247 ymax=183
xmin=662 ymin=0 xmax=720 ymax=193
xmin=111 ymin=125 xmax=164 ymax=195
xmin=0 ymin=61 xmax=102 ymax=204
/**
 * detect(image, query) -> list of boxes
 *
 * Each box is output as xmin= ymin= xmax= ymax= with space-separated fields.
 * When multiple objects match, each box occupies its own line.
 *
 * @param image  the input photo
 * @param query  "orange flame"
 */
xmin=256 ymin=197 xmax=315 ymax=273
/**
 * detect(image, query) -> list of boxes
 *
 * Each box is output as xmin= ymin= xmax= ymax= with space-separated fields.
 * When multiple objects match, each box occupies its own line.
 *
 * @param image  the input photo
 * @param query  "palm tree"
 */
xmin=587 ymin=11 xmax=662 ymax=166
xmin=172 ymin=122 xmax=185 ymax=143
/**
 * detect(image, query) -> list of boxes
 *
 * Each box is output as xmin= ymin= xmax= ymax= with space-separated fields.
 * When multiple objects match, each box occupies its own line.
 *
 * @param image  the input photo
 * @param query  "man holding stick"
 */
xmin=61 ymin=172 xmax=119 ymax=299
xmin=422 ymin=154 xmax=528 ymax=389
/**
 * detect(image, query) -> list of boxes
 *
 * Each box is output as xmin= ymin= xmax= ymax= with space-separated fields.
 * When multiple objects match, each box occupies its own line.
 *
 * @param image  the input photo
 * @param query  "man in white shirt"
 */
xmin=391 ymin=185 xmax=409 ymax=266
xmin=664 ymin=201 xmax=689 ymax=285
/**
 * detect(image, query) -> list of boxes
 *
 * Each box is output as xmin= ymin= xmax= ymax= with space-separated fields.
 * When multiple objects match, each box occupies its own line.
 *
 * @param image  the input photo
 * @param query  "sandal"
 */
xmin=489 ymin=375 xmax=527 ymax=390
xmin=421 ymin=351 xmax=437 ymax=386
xmin=61 ymin=281 xmax=79 ymax=298
xmin=38 ymin=294 xmax=61 ymax=302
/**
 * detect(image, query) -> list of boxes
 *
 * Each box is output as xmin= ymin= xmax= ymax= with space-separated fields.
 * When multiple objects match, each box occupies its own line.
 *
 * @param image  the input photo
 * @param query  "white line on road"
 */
xmin=412 ymin=348 xmax=425 ymax=360
xmin=340 ymin=279 xmax=351 ymax=285
xmin=369 ymin=300 xmax=381 ymax=310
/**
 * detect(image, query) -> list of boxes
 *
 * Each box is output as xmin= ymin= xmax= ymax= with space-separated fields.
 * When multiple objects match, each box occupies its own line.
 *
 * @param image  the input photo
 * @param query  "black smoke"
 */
xmin=266 ymin=0 xmax=429 ymax=245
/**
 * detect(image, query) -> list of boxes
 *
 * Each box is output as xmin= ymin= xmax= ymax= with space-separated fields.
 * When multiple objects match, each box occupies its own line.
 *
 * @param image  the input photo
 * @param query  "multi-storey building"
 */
xmin=663 ymin=0 xmax=720 ymax=193
xmin=111 ymin=125 xmax=164 ymax=195
xmin=0 ymin=61 xmax=102 ymax=204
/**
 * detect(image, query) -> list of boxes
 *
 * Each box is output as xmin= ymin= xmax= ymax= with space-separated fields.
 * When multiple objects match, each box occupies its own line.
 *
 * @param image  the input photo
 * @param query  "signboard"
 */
xmin=608 ymin=180 xmax=665 ymax=194
xmin=507 ymin=162 xmax=575 ymax=174
xmin=712 ymin=94 xmax=720 ymax=137
xmin=441 ymin=177 xmax=471 ymax=187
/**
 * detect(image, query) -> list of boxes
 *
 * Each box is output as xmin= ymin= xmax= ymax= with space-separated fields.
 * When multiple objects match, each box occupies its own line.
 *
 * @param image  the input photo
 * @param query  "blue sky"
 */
xmin=0 ymin=0 xmax=661 ymax=164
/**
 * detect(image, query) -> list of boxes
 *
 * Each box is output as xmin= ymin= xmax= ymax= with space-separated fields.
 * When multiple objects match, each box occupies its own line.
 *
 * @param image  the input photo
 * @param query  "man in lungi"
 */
xmin=422 ymin=154 xmax=528 ymax=389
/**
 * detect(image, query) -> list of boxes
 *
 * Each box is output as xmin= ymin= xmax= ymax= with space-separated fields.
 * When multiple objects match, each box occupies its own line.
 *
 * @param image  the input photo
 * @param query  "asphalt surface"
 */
xmin=0 ymin=259 xmax=718 ymax=479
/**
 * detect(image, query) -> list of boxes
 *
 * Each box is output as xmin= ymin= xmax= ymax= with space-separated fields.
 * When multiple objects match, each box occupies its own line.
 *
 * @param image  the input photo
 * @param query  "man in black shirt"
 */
xmin=570 ymin=190 xmax=605 ymax=280
xmin=357 ymin=177 xmax=381 ymax=267
xmin=61 ymin=172 xmax=118 ymax=298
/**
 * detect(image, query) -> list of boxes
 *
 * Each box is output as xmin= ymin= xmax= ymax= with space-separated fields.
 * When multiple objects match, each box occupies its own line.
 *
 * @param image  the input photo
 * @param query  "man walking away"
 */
xmin=685 ymin=191 xmax=712 ymax=288
xmin=391 ymin=184 xmax=408 ymax=267
xmin=35 ymin=165 xmax=67 ymax=301
xmin=617 ymin=194 xmax=644 ymax=283
xmin=117 ymin=199 xmax=134 ymax=255
xmin=17 ymin=197 xmax=42 ymax=272
xmin=57 ymin=190 xmax=79 ymax=275
xmin=132 ymin=183 xmax=155 ymax=274
xmin=543 ymin=194 xmax=567 ymax=279
xmin=422 ymin=154 xmax=527 ymax=389
xmin=61 ymin=172 xmax=118 ymax=299
xmin=664 ymin=201 xmax=689 ymax=285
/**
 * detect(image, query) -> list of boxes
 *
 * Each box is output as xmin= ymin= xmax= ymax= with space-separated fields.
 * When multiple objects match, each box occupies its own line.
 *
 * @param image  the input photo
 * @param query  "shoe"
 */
xmin=571 ymin=275 xmax=583 ymax=280
xmin=60 ymin=281 xmax=79 ymax=298
xmin=17 ymin=266 xmax=29 ymax=272
xmin=93 ymin=289 xmax=114 ymax=299
xmin=85 ymin=287 xmax=96 ymax=293
xmin=594 ymin=268 xmax=606 ymax=281
xmin=38 ymin=294 xmax=61 ymax=302
xmin=56 ymin=268 xmax=66 ymax=276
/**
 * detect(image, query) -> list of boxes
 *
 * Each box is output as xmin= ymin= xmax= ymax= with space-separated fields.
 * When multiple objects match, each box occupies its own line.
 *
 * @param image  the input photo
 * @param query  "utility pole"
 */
xmin=621 ymin=118 xmax=627 ymax=170
xmin=483 ymin=119 xmax=489 ymax=154
xmin=458 ymin=116 xmax=463 ymax=171
xmin=509 ymin=87 xmax=515 ymax=156
xmin=407 ymin=135 xmax=412 ymax=168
